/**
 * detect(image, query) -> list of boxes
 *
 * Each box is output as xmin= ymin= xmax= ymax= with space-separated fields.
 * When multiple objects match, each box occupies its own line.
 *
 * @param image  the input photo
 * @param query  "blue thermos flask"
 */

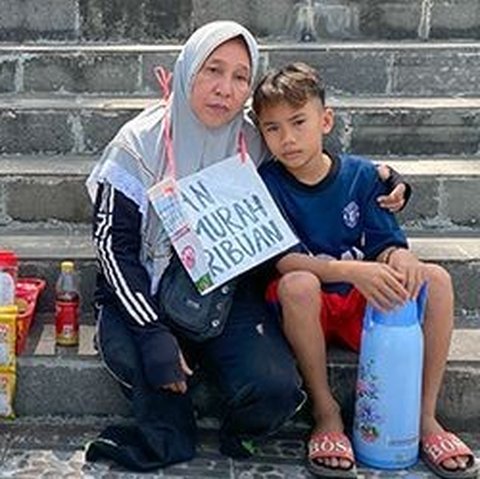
xmin=353 ymin=284 xmax=427 ymax=469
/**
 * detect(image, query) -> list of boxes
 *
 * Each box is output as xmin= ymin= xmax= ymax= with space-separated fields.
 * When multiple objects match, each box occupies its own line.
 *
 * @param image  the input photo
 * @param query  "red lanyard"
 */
xmin=160 ymin=114 xmax=248 ymax=182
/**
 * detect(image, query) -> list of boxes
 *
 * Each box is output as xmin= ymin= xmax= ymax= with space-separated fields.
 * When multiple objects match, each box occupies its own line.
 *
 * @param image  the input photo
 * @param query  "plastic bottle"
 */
xmin=352 ymin=284 xmax=427 ymax=469
xmin=0 ymin=251 xmax=18 ymax=306
xmin=55 ymin=261 xmax=80 ymax=346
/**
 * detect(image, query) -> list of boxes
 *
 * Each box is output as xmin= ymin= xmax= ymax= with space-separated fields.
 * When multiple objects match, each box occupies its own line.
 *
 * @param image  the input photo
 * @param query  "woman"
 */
xmin=85 ymin=21 xmax=408 ymax=471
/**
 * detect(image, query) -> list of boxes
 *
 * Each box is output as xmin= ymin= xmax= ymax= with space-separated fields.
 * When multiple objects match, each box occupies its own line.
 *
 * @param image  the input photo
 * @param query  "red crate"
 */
xmin=15 ymin=278 xmax=46 ymax=355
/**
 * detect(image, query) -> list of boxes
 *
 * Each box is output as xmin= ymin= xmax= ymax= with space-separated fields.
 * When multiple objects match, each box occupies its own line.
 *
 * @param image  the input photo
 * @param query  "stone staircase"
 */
xmin=0 ymin=1 xmax=479 ymax=473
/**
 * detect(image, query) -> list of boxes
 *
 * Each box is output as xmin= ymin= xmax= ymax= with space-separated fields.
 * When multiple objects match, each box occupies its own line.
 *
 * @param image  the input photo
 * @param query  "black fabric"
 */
xmin=87 ymin=303 xmax=197 ymax=471
xmin=87 ymin=287 xmax=304 ymax=471
xmin=92 ymin=183 xmax=160 ymax=325
xmin=386 ymin=165 xmax=412 ymax=211
xmin=159 ymin=254 xmax=237 ymax=342
xmin=92 ymin=184 xmax=183 ymax=387
xmin=85 ymin=424 xmax=194 ymax=472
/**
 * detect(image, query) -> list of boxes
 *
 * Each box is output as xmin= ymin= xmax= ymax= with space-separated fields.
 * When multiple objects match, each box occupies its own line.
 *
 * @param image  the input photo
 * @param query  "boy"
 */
xmin=253 ymin=63 xmax=478 ymax=479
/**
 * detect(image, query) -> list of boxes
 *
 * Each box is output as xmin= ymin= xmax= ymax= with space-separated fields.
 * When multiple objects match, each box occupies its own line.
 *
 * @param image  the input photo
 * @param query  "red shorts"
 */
xmin=265 ymin=279 xmax=366 ymax=353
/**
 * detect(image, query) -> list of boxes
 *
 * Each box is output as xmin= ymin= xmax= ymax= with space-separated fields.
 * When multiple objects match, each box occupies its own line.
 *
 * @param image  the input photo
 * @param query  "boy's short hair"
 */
xmin=252 ymin=62 xmax=325 ymax=117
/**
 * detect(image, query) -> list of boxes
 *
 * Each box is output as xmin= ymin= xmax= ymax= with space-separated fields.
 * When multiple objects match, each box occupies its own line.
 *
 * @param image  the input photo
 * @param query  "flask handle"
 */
xmin=416 ymin=282 xmax=428 ymax=326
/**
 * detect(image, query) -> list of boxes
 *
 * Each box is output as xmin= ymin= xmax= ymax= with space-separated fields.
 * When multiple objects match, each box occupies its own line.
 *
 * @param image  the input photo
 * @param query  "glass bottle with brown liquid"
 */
xmin=55 ymin=261 xmax=80 ymax=346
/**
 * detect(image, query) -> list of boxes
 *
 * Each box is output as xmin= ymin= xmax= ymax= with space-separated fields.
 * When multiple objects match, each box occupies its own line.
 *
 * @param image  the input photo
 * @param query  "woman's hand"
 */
xmin=376 ymin=164 xmax=409 ymax=213
xmin=161 ymin=350 xmax=193 ymax=394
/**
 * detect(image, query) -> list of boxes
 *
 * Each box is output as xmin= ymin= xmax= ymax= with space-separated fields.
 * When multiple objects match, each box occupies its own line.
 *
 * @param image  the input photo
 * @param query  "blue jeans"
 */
xmin=90 ymin=276 xmax=305 ymax=470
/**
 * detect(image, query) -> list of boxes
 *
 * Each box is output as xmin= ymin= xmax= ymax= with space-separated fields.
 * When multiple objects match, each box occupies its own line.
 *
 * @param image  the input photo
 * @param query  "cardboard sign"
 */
xmin=148 ymin=177 xmax=214 ymax=292
xmin=149 ymin=155 xmax=298 ymax=294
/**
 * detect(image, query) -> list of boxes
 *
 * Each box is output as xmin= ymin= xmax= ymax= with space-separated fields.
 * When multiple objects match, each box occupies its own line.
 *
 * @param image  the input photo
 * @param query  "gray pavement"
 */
xmin=0 ymin=419 xmax=479 ymax=478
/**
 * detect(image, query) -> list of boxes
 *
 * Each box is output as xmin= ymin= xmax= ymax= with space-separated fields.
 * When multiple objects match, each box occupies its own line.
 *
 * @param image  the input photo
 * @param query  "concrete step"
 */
xmin=0 ymin=155 xmax=92 ymax=225
xmin=1 ymin=420 xmax=478 ymax=478
xmin=1 ymin=230 xmax=480 ymax=315
xmin=1 ymin=95 xmax=480 ymax=156
xmin=1 ymin=41 xmax=480 ymax=97
xmin=1 ymin=227 xmax=95 ymax=313
xmin=30 ymin=305 xmax=480 ymax=338
xmin=13 ymin=316 xmax=480 ymax=432
xmin=1 ymin=155 xmax=480 ymax=229
xmin=388 ymin=158 xmax=480 ymax=230
xmin=0 ymin=0 xmax=479 ymax=42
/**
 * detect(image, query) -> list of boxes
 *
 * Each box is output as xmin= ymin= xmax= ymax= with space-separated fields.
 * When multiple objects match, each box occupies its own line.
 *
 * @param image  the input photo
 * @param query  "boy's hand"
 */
xmin=349 ymin=262 xmax=409 ymax=312
xmin=377 ymin=183 xmax=407 ymax=212
xmin=386 ymin=248 xmax=425 ymax=300
xmin=161 ymin=350 xmax=193 ymax=394
xmin=376 ymin=164 xmax=408 ymax=213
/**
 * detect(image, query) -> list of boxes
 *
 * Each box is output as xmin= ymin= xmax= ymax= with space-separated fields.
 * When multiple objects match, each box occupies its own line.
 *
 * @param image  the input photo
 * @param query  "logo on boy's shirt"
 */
xmin=341 ymin=247 xmax=364 ymax=261
xmin=343 ymin=201 xmax=360 ymax=228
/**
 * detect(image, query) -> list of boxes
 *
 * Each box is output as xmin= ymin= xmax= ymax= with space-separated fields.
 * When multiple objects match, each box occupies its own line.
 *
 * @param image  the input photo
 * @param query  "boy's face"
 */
xmin=258 ymin=97 xmax=334 ymax=175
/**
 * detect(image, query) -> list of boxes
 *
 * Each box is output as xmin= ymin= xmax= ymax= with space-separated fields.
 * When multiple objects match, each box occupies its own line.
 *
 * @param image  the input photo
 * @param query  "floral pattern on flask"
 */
xmin=354 ymin=358 xmax=383 ymax=442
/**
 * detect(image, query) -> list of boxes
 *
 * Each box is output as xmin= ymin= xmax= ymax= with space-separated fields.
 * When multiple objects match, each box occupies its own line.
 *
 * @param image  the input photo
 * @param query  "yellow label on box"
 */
xmin=0 ymin=312 xmax=16 ymax=372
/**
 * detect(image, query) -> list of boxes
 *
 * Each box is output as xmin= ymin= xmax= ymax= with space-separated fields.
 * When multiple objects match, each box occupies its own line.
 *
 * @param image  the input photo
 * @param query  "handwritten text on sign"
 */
xmin=167 ymin=155 xmax=297 ymax=292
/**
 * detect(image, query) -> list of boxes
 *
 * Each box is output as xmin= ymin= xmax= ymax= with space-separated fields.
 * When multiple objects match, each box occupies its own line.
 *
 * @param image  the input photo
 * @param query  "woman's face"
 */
xmin=190 ymin=38 xmax=252 ymax=128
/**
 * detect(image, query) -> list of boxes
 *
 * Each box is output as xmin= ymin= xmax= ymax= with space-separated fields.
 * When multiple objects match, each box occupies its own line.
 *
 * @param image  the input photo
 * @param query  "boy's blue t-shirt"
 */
xmin=259 ymin=152 xmax=408 ymax=295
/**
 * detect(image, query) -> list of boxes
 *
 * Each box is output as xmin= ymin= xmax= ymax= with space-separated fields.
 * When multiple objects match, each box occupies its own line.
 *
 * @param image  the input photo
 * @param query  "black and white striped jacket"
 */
xmin=92 ymin=183 xmax=184 ymax=387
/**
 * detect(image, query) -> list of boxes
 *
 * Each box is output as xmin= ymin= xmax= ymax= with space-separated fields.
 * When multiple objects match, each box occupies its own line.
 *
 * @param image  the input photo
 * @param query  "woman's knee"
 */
xmin=222 ymin=367 xmax=304 ymax=439
xmin=246 ymin=365 xmax=303 ymax=414
xmin=97 ymin=305 xmax=140 ymax=387
xmin=277 ymin=271 xmax=320 ymax=305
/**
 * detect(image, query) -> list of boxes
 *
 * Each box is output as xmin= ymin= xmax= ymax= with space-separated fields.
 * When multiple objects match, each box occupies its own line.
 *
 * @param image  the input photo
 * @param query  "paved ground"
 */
xmin=0 ymin=419 xmax=478 ymax=478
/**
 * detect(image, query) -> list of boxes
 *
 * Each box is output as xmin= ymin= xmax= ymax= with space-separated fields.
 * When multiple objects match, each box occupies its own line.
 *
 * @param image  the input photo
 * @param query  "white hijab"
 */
xmin=86 ymin=21 xmax=267 ymax=293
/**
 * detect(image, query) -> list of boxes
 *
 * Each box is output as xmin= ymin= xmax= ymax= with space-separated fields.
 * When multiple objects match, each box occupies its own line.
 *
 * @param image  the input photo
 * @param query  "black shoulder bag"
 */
xmin=159 ymin=254 xmax=237 ymax=342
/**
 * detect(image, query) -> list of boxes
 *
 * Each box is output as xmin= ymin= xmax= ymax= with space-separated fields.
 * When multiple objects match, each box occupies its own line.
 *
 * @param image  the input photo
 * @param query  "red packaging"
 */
xmin=16 ymin=278 xmax=46 ymax=354
xmin=55 ymin=261 xmax=80 ymax=346
xmin=55 ymin=301 xmax=79 ymax=346
xmin=0 ymin=251 xmax=18 ymax=306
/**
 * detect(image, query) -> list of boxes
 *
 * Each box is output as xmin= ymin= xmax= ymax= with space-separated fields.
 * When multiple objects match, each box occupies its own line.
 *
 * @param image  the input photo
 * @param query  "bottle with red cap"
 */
xmin=0 ymin=251 xmax=18 ymax=306
xmin=55 ymin=261 xmax=80 ymax=346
